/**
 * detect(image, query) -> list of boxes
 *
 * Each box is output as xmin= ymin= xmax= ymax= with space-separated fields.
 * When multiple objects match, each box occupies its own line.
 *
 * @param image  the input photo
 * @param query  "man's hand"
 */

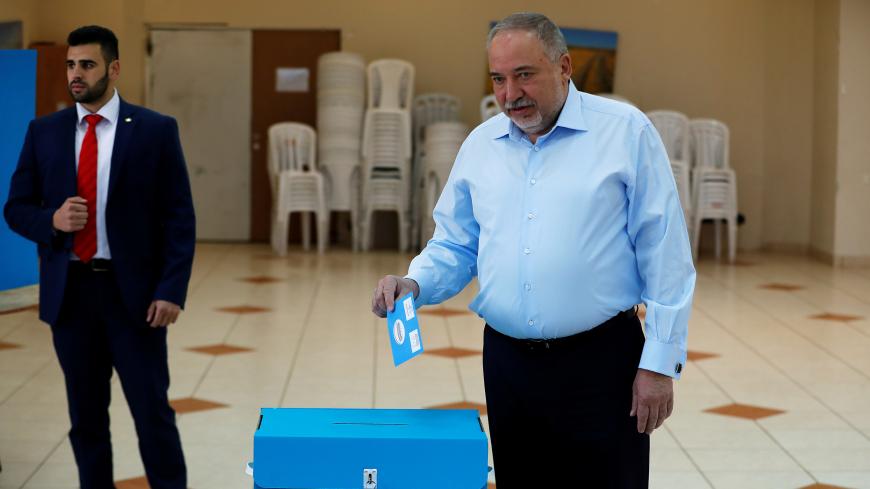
xmin=371 ymin=275 xmax=420 ymax=318
xmin=146 ymin=300 xmax=181 ymax=328
xmin=630 ymin=368 xmax=674 ymax=434
xmin=53 ymin=197 xmax=88 ymax=233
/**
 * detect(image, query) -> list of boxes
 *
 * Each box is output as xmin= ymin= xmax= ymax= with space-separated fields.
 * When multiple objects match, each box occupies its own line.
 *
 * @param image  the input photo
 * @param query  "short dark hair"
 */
xmin=67 ymin=25 xmax=119 ymax=63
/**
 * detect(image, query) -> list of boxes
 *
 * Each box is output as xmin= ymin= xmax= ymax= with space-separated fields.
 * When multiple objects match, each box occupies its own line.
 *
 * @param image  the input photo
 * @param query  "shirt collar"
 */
xmin=489 ymin=80 xmax=589 ymax=140
xmin=76 ymin=88 xmax=120 ymax=126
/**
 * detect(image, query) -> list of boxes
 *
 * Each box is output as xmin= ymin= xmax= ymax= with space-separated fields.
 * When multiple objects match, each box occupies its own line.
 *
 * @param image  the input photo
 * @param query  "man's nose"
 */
xmin=505 ymin=78 xmax=523 ymax=102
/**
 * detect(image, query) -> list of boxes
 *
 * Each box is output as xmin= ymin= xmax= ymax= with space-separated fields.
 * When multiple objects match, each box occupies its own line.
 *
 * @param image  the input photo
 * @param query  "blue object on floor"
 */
xmin=251 ymin=407 xmax=489 ymax=489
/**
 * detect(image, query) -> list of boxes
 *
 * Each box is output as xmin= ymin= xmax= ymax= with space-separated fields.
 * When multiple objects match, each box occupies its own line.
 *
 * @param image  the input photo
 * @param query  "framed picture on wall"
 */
xmin=0 ymin=21 xmax=23 ymax=49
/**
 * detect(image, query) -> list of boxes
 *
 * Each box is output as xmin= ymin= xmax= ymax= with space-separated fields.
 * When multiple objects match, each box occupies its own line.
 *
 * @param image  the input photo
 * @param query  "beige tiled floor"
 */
xmin=1 ymin=244 xmax=870 ymax=488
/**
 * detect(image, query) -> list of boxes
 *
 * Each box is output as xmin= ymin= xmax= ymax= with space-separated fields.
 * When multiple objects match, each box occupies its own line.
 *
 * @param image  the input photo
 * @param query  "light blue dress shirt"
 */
xmin=406 ymin=82 xmax=695 ymax=379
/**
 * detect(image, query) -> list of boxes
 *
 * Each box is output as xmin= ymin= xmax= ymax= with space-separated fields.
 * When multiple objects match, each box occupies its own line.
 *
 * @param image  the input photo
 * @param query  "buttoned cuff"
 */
xmin=638 ymin=338 xmax=686 ymax=379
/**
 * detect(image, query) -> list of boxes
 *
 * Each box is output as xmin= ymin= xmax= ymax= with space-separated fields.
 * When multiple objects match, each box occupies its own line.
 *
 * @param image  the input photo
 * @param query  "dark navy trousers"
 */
xmin=483 ymin=313 xmax=650 ymax=489
xmin=51 ymin=264 xmax=186 ymax=489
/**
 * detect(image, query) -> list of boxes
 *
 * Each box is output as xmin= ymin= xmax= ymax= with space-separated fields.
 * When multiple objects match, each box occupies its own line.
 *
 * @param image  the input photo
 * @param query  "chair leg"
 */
xmin=301 ymin=212 xmax=311 ymax=251
xmin=714 ymin=219 xmax=722 ymax=259
xmin=398 ymin=209 xmax=409 ymax=252
xmin=361 ymin=207 xmax=373 ymax=252
xmin=272 ymin=215 xmax=288 ymax=257
xmin=318 ymin=212 xmax=329 ymax=255
xmin=692 ymin=215 xmax=702 ymax=262
xmin=728 ymin=216 xmax=737 ymax=263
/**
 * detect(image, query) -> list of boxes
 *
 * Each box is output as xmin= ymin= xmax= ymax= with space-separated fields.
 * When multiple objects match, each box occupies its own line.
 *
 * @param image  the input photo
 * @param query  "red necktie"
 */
xmin=73 ymin=113 xmax=103 ymax=263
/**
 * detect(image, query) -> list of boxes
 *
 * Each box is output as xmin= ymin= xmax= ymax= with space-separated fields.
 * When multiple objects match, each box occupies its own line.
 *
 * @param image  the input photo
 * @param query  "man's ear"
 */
xmin=109 ymin=59 xmax=121 ymax=80
xmin=560 ymin=53 xmax=572 ymax=81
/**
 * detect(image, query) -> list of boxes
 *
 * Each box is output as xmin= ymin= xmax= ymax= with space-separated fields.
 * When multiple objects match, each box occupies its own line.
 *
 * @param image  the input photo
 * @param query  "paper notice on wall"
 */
xmin=275 ymin=68 xmax=309 ymax=92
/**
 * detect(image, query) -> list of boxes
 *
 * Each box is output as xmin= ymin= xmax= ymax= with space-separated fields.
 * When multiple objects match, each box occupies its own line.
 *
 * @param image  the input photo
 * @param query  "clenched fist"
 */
xmin=53 ymin=196 xmax=89 ymax=233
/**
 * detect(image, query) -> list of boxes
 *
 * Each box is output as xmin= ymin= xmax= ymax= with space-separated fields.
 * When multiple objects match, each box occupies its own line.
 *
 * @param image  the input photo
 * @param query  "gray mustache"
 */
xmin=505 ymin=99 xmax=535 ymax=110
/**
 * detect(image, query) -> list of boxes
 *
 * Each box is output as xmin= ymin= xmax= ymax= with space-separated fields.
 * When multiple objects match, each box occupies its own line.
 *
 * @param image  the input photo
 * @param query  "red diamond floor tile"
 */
xmin=686 ymin=350 xmax=719 ymax=362
xmin=0 ymin=341 xmax=22 ymax=351
xmin=185 ymin=344 xmax=253 ymax=356
xmin=428 ymin=401 xmax=487 ymax=416
xmin=425 ymin=347 xmax=482 ymax=359
xmin=418 ymin=307 xmax=472 ymax=317
xmin=169 ymin=397 xmax=228 ymax=414
xmin=216 ymin=305 xmax=271 ymax=314
xmin=809 ymin=312 xmax=864 ymax=323
xmin=759 ymin=283 xmax=806 ymax=291
xmin=704 ymin=403 xmax=785 ymax=420
xmin=239 ymin=276 xmax=284 ymax=284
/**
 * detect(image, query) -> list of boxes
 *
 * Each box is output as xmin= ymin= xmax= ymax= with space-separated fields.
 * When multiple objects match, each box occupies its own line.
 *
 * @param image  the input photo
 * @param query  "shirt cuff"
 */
xmin=638 ymin=338 xmax=686 ymax=379
xmin=404 ymin=272 xmax=433 ymax=306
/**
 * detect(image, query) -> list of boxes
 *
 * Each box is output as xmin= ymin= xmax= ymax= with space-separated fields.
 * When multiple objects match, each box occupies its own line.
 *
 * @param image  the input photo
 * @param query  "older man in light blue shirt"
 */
xmin=372 ymin=12 xmax=694 ymax=489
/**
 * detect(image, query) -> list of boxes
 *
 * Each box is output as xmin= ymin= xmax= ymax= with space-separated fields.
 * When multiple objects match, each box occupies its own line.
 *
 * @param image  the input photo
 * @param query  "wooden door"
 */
xmin=250 ymin=30 xmax=341 ymax=242
xmin=31 ymin=43 xmax=72 ymax=117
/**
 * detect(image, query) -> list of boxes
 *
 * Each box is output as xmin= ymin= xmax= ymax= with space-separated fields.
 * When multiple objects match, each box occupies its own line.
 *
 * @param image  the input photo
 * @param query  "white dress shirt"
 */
xmin=73 ymin=89 xmax=119 ymax=260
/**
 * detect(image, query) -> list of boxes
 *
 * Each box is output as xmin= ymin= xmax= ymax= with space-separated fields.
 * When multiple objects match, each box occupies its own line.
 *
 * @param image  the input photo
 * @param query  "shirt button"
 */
xmin=527 ymin=212 xmax=535 ymax=220
xmin=523 ymin=248 xmax=531 ymax=255
xmin=524 ymin=283 xmax=531 ymax=291
xmin=530 ymin=178 xmax=537 ymax=185
xmin=533 ymin=146 xmax=540 ymax=152
xmin=528 ymin=320 xmax=534 ymax=326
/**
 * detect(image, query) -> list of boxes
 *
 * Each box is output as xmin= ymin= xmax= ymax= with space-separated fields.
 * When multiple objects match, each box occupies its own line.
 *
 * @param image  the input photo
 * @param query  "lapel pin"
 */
xmin=125 ymin=117 xmax=132 ymax=123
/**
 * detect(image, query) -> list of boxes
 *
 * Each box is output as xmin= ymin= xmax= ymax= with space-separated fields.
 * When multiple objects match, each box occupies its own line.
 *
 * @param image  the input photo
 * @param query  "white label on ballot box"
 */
xmin=387 ymin=292 xmax=424 ymax=366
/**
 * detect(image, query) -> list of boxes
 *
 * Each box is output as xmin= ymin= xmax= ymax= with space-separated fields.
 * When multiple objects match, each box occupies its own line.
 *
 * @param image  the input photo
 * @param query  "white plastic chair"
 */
xmin=647 ymin=110 xmax=690 ymax=166
xmin=360 ymin=108 xmax=413 ymax=251
xmin=480 ymin=94 xmax=500 ymax=122
xmin=268 ymin=123 xmax=329 ymax=255
xmin=691 ymin=168 xmax=738 ymax=263
xmin=670 ymin=161 xmax=693 ymax=239
xmin=419 ymin=122 xmax=467 ymax=244
xmin=317 ymin=51 xmax=367 ymax=250
xmin=689 ymin=119 xmax=737 ymax=262
xmin=367 ymin=59 xmax=415 ymax=110
xmin=411 ymin=93 xmax=461 ymax=249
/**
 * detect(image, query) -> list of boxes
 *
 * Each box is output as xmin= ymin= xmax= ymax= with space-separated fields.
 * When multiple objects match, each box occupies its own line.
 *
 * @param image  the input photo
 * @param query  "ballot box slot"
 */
xmin=477 ymin=417 xmax=484 ymax=432
xmin=257 ymin=414 xmax=263 ymax=430
xmin=332 ymin=422 xmax=408 ymax=426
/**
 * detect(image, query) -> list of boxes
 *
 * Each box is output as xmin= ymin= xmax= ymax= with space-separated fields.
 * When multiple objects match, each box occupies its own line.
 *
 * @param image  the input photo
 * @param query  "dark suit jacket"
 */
xmin=4 ymin=98 xmax=196 ymax=326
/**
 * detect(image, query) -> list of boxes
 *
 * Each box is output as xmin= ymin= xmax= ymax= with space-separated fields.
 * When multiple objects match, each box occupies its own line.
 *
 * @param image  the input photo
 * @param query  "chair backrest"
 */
xmin=647 ymin=110 xmax=690 ymax=163
xmin=690 ymin=119 xmax=729 ymax=169
xmin=694 ymin=168 xmax=737 ymax=217
xmin=480 ymin=94 xmax=500 ymax=122
xmin=414 ymin=93 xmax=461 ymax=127
xmin=362 ymin=109 xmax=411 ymax=173
xmin=268 ymin=123 xmax=317 ymax=183
xmin=670 ymin=161 xmax=691 ymax=213
xmin=317 ymin=51 xmax=366 ymax=90
xmin=367 ymin=59 xmax=415 ymax=110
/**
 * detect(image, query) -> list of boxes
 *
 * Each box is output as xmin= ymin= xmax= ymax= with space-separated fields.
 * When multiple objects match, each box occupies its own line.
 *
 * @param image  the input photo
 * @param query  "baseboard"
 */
xmin=810 ymin=247 xmax=870 ymax=267
xmin=762 ymin=242 xmax=810 ymax=254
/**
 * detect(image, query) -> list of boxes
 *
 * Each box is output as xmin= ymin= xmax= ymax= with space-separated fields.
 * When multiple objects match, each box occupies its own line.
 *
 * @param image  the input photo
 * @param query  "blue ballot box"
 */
xmin=251 ymin=407 xmax=489 ymax=489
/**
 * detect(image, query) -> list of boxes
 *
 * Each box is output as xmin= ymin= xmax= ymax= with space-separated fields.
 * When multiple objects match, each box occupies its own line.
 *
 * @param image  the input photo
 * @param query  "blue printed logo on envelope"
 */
xmin=387 ymin=293 xmax=424 ymax=366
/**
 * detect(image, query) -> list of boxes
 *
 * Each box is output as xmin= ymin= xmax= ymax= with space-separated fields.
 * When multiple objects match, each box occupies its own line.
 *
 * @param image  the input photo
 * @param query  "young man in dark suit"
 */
xmin=4 ymin=25 xmax=195 ymax=489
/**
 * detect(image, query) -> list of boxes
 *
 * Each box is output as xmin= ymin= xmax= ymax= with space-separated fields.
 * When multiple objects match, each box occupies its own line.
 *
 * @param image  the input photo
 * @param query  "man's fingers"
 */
xmin=383 ymin=279 xmax=397 ymax=312
xmin=146 ymin=302 xmax=156 ymax=322
xmin=666 ymin=397 xmax=674 ymax=419
xmin=630 ymin=391 xmax=638 ymax=417
xmin=372 ymin=283 xmax=387 ymax=317
xmin=635 ymin=404 xmax=649 ymax=433
xmin=655 ymin=403 xmax=668 ymax=429
xmin=645 ymin=407 xmax=659 ymax=434
xmin=68 ymin=203 xmax=88 ymax=213
xmin=68 ymin=197 xmax=87 ymax=204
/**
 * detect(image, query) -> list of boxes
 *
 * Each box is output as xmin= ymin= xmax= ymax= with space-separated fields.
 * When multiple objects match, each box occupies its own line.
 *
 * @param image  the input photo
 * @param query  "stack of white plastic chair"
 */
xmin=410 ymin=93 xmax=461 ymax=249
xmin=316 ymin=51 xmax=366 ymax=250
xmin=647 ymin=110 xmax=692 ymax=236
xmin=360 ymin=59 xmax=414 ymax=251
xmin=480 ymin=94 xmax=500 ymax=122
xmin=268 ymin=122 xmax=329 ymax=255
xmin=419 ymin=122 xmax=468 ymax=245
xmin=689 ymin=119 xmax=738 ymax=262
